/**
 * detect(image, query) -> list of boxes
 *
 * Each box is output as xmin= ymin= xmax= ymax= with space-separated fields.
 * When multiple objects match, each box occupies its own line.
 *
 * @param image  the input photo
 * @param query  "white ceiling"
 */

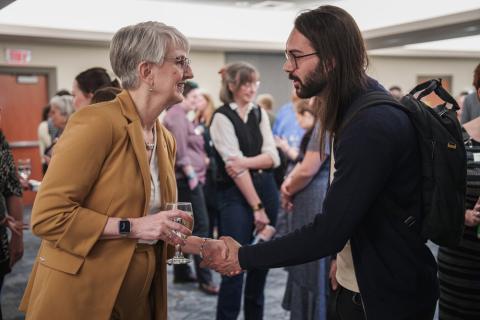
xmin=0 ymin=0 xmax=479 ymax=55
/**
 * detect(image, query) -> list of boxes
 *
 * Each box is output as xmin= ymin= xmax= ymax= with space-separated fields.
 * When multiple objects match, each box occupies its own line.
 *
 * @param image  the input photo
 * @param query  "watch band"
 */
xmin=252 ymin=202 xmax=264 ymax=212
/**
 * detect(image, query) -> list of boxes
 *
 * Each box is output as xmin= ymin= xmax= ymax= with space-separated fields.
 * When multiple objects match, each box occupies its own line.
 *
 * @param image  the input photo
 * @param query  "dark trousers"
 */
xmin=216 ymin=172 xmax=279 ymax=320
xmin=204 ymin=170 xmax=219 ymax=238
xmin=327 ymin=286 xmax=435 ymax=320
xmin=327 ymin=286 xmax=365 ymax=320
xmin=174 ymin=179 xmax=213 ymax=285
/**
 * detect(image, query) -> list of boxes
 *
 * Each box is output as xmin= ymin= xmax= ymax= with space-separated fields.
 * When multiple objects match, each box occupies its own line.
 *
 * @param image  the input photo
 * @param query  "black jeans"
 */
xmin=327 ymin=286 xmax=365 ymax=320
xmin=327 ymin=285 xmax=436 ymax=320
xmin=174 ymin=179 xmax=213 ymax=285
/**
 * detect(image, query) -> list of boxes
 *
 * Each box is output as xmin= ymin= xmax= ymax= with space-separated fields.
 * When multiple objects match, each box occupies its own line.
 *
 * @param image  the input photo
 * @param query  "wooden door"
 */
xmin=0 ymin=73 xmax=49 ymax=205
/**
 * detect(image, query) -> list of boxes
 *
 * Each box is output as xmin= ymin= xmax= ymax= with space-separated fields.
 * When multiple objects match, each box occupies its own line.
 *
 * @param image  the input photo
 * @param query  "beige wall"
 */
xmin=368 ymin=55 xmax=479 ymax=96
xmin=1 ymin=40 xmax=477 ymax=102
xmin=0 ymin=41 xmax=225 ymax=103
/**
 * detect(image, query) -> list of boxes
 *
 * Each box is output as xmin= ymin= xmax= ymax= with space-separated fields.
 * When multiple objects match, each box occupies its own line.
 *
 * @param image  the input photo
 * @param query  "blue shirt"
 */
xmin=272 ymin=102 xmax=305 ymax=149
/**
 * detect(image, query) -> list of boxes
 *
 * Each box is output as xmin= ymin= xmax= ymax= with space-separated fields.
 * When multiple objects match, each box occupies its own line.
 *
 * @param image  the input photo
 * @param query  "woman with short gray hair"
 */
xmin=20 ymin=21 xmax=226 ymax=320
xmin=49 ymin=95 xmax=75 ymax=131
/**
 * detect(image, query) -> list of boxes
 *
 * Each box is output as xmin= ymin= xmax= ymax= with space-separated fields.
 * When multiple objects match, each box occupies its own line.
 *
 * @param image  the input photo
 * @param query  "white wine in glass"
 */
xmin=166 ymin=202 xmax=194 ymax=265
xmin=17 ymin=158 xmax=32 ymax=180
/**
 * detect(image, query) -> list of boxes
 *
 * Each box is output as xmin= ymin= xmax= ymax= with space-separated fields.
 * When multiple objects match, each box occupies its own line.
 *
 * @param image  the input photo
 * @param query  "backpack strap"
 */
xmin=337 ymin=91 xmax=422 ymax=232
xmin=338 ymin=91 xmax=405 ymax=136
xmin=410 ymin=78 xmax=459 ymax=111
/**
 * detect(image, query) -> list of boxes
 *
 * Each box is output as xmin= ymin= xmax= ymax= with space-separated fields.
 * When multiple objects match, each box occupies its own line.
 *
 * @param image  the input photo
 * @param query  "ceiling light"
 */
xmin=464 ymin=26 xmax=478 ymax=33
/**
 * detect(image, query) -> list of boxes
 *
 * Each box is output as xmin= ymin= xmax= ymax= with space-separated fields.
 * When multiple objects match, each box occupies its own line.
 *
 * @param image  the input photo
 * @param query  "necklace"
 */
xmin=144 ymin=127 xmax=156 ymax=151
xmin=145 ymin=142 xmax=155 ymax=150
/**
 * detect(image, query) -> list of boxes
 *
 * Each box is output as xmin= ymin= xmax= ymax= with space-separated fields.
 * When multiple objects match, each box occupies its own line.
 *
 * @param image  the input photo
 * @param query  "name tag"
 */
xmin=473 ymin=153 xmax=480 ymax=162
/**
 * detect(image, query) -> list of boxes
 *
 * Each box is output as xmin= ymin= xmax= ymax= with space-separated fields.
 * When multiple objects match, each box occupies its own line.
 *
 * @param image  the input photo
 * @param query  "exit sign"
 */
xmin=5 ymin=48 xmax=32 ymax=64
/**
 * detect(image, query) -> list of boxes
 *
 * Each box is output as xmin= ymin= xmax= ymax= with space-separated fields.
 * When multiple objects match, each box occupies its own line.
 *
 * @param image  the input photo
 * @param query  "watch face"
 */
xmin=119 ymin=220 xmax=130 ymax=234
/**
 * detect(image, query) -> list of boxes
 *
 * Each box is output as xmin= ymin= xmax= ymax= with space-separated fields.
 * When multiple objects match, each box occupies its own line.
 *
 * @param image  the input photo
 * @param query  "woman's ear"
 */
xmin=138 ymin=61 xmax=153 ymax=84
xmin=228 ymin=82 xmax=236 ymax=93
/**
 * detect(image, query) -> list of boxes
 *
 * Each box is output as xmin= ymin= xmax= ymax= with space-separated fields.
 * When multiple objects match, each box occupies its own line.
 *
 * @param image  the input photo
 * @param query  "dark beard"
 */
xmin=289 ymin=65 xmax=327 ymax=98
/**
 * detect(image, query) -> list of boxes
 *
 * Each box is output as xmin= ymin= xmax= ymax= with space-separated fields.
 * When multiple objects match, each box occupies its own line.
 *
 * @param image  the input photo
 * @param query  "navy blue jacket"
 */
xmin=239 ymin=79 xmax=439 ymax=319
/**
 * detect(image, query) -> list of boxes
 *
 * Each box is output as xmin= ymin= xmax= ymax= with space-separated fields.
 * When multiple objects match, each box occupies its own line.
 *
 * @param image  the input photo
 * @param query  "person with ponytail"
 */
xmin=72 ymin=67 xmax=121 ymax=110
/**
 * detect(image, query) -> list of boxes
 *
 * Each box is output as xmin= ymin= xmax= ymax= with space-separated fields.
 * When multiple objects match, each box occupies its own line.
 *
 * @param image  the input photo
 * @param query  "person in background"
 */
xmin=455 ymin=91 xmax=469 ymax=122
xmin=210 ymin=61 xmax=280 ymax=320
xmin=272 ymin=88 xmax=305 ymax=151
xmin=194 ymin=91 xmax=219 ymax=239
xmin=280 ymin=98 xmax=330 ymax=320
xmin=43 ymin=95 xmax=75 ymax=167
xmin=72 ymin=67 xmax=121 ymax=110
xmin=388 ymin=85 xmax=403 ymax=101
xmin=37 ymin=90 xmax=70 ymax=175
xmin=37 ymin=105 xmax=53 ymax=174
xmin=0 ymin=104 xmax=24 ymax=320
xmin=163 ymin=81 xmax=219 ymax=295
xmin=256 ymin=93 xmax=276 ymax=127
xmin=272 ymin=98 xmax=309 ymax=240
xmin=274 ymin=99 xmax=311 ymax=163
xmin=461 ymin=63 xmax=480 ymax=124
xmin=91 ymin=86 xmax=123 ymax=104
xmin=437 ymin=117 xmax=480 ymax=320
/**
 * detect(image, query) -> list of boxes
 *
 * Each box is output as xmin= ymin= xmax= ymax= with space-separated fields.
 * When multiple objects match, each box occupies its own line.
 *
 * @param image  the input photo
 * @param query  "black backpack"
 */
xmin=342 ymin=79 xmax=466 ymax=247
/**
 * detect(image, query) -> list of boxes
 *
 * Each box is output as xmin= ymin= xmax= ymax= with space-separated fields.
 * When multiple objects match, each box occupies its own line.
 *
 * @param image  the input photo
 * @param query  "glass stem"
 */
xmin=174 ymin=244 xmax=183 ymax=258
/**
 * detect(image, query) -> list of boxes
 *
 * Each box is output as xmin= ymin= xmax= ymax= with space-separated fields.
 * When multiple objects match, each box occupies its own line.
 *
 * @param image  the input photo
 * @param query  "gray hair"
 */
xmin=109 ymin=21 xmax=190 ymax=89
xmin=50 ymin=95 xmax=75 ymax=119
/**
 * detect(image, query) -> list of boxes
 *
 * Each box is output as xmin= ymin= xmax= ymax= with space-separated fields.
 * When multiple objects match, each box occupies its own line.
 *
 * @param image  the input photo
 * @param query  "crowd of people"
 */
xmin=0 ymin=4 xmax=479 ymax=320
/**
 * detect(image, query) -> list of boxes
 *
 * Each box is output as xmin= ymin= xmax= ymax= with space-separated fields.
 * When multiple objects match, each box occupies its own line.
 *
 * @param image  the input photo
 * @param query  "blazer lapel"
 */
xmin=118 ymin=91 xmax=151 ymax=215
xmin=156 ymin=122 xmax=175 ymax=207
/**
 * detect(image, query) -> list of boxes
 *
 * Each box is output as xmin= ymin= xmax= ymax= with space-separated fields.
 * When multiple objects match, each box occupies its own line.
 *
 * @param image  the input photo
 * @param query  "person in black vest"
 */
xmin=209 ymin=61 xmax=280 ymax=320
xmin=202 ymin=6 xmax=438 ymax=320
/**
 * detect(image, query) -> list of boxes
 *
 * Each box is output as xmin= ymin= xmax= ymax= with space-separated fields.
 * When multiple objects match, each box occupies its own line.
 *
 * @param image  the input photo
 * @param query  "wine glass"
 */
xmin=166 ymin=202 xmax=194 ymax=265
xmin=17 ymin=158 xmax=32 ymax=181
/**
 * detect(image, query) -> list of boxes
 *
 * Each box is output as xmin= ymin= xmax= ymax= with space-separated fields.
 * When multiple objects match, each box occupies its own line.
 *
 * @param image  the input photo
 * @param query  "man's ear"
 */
xmin=325 ymin=58 xmax=336 ymax=73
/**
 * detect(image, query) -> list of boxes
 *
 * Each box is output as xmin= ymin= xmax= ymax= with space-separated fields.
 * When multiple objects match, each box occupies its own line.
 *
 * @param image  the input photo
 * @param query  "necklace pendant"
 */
xmin=145 ymin=142 xmax=155 ymax=151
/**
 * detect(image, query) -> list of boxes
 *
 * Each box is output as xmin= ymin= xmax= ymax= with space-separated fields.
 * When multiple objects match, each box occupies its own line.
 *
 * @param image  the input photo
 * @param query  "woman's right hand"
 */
xmin=131 ymin=209 xmax=193 ymax=245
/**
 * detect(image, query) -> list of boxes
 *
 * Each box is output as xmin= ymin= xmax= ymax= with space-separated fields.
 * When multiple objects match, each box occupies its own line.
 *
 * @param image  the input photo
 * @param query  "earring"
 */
xmin=149 ymin=80 xmax=154 ymax=92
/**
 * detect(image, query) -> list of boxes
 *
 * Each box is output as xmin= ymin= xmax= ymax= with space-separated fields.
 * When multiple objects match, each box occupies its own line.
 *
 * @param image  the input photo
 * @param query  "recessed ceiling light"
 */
xmin=235 ymin=1 xmax=250 ymax=7
xmin=464 ymin=26 xmax=478 ymax=33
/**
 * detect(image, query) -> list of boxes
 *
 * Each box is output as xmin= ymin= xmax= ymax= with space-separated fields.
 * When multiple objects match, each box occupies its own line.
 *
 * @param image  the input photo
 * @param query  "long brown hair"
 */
xmin=294 ymin=5 xmax=369 ymax=153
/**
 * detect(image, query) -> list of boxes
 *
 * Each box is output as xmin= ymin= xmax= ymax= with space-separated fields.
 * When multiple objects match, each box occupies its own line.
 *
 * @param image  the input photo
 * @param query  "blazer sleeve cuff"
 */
xmin=55 ymin=207 xmax=109 ymax=258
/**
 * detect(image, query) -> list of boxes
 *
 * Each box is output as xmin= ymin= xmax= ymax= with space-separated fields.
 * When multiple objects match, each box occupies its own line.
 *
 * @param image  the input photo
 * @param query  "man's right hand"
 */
xmin=329 ymin=259 xmax=338 ymax=290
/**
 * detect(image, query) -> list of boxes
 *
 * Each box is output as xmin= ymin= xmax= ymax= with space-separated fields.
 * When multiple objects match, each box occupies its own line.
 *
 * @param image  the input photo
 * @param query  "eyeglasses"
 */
xmin=240 ymin=81 xmax=261 ymax=89
xmin=284 ymin=50 xmax=319 ymax=69
xmin=164 ymin=56 xmax=191 ymax=71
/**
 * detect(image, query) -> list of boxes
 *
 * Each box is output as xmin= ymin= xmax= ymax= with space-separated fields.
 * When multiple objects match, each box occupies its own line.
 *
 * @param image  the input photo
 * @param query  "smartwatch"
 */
xmin=119 ymin=219 xmax=131 ymax=237
xmin=252 ymin=202 xmax=264 ymax=212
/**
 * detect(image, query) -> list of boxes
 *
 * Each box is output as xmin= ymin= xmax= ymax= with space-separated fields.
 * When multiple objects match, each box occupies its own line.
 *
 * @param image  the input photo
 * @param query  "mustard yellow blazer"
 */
xmin=20 ymin=90 xmax=176 ymax=320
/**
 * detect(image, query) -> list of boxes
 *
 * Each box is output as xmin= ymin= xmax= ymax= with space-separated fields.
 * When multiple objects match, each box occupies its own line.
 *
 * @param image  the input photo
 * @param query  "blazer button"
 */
xmin=39 ymin=256 xmax=45 ymax=262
